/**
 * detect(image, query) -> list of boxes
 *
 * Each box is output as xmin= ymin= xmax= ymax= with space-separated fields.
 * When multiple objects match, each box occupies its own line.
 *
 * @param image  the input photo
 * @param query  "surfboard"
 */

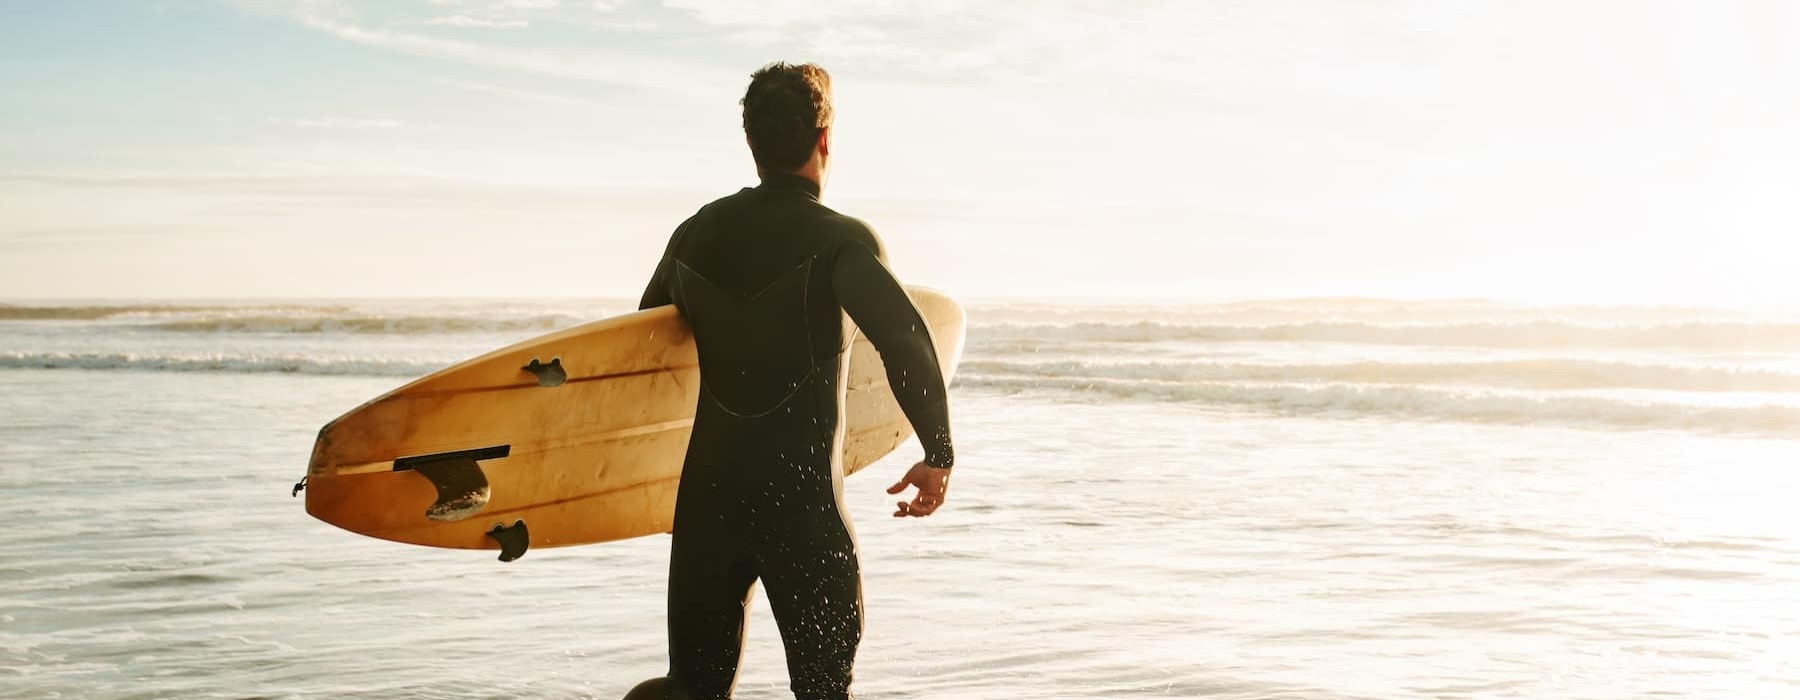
xmin=301 ymin=287 xmax=965 ymax=560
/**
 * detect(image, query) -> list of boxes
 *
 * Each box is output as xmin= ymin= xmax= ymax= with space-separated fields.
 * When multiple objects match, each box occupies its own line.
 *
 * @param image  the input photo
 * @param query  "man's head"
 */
xmin=741 ymin=62 xmax=833 ymax=184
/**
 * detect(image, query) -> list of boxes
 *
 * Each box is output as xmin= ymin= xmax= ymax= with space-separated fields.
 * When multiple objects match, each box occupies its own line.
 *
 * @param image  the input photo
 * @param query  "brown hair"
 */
xmin=740 ymin=62 xmax=833 ymax=172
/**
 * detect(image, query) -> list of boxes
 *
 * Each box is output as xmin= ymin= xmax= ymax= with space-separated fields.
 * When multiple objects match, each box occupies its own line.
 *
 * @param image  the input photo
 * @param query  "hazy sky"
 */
xmin=2 ymin=1 xmax=1796 ymax=303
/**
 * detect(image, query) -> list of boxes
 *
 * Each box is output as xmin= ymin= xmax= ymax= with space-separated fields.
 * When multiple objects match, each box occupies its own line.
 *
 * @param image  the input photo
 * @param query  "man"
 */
xmin=625 ymin=62 xmax=958 ymax=700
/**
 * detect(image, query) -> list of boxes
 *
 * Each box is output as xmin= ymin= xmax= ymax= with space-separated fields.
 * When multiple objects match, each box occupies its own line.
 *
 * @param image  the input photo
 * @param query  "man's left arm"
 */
xmin=638 ymin=254 xmax=674 ymax=310
xmin=638 ymin=220 xmax=691 ymax=310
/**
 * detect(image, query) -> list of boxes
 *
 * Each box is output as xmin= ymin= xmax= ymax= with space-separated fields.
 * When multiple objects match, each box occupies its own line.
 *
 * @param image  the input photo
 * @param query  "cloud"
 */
xmin=425 ymin=14 xmax=528 ymax=28
xmin=432 ymin=77 xmax=595 ymax=107
xmin=639 ymin=0 xmax=1419 ymax=91
xmin=492 ymin=0 xmax=557 ymax=7
xmin=267 ymin=116 xmax=410 ymax=129
xmin=260 ymin=3 xmax=728 ymax=95
xmin=656 ymin=0 xmax=954 ymax=30
xmin=649 ymin=0 xmax=1172 ymax=81
xmin=590 ymin=18 xmax=658 ymax=31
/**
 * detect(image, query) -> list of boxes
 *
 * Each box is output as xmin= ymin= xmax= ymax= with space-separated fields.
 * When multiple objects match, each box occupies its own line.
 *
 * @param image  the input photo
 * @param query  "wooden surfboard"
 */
xmin=302 ymin=287 xmax=965 ymax=560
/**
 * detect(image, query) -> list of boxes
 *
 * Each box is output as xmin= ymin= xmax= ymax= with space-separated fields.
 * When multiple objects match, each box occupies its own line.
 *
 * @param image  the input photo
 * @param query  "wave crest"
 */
xmin=0 ymin=352 xmax=439 ymax=377
xmin=954 ymin=375 xmax=1800 ymax=436
xmin=141 ymin=314 xmax=584 ymax=335
xmin=960 ymin=359 xmax=1800 ymax=393
xmin=970 ymin=320 xmax=1800 ymax=351
xmin=0 ymin=304 xmax=305 ymax=321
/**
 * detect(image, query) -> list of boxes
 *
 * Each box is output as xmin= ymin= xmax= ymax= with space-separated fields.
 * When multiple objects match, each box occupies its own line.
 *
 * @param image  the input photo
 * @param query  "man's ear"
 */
xmin=817 ymin=126 xmax=831 ymax=158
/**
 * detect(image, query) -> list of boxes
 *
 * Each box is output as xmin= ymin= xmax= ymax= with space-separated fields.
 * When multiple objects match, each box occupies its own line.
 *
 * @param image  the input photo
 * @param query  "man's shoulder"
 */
xmin=690 ymin=187 xmax=757 ymax=219
xmin=812 ymin=207 xmax=884 ymax=258
xmin=668 ymin=188 xmax=754 ymax=242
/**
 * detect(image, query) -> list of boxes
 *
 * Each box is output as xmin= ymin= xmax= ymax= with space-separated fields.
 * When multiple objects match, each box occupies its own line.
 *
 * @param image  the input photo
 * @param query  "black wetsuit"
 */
xmin=638 ymin=174 xmax=955 ymax=699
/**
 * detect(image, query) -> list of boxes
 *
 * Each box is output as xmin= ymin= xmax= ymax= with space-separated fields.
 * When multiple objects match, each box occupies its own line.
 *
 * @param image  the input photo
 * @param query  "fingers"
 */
xmin=889 ymin=462 xmax=949 ymax=518
xmin=893 ymin=493 xmax=942 ymax=518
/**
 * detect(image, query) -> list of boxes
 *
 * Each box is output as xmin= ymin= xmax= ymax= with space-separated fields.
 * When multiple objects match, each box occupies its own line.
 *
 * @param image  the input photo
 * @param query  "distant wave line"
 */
xmin=0 ymin=304 xmax=355 ymax=321
xmin=0 ymin=352 xmax=442 ymax=377
xmin=969 ymin=321 xmax=1800 ymax=351
xmin=12 ymin=352 xmax=1797 ymax=436
xmin=959 ymin=359 xmax=1800 ymax=393
xmin=954 ymin=375 xmax=1800 ymax=436
xmin=141 ymin=314 xmax=588 ymax=335
xmin=11 ymin=306 xmax=1800 ymax=350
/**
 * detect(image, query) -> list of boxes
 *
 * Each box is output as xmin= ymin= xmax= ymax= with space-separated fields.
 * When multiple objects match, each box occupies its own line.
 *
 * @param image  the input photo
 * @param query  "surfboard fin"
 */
xmin=521 ymin=357 xmax=566 ymax=387
xmin=486 ymin=520 xmax=529 ymax=562
xmin=412 ymin=457 xmax=492 ymax=522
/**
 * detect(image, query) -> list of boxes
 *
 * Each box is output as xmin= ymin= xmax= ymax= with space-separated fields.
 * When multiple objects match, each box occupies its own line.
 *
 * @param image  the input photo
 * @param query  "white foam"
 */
xmin=0 ymin=352 xmax=439 ymax=377
xmin=968 ymin=320 xmax=1800 ymax=351
xmin=954 ymin=375 xmax=1800 ymax=435
xmin=143 ymin=314 xmax=585 ymax=335
xmin=959 ymin=358 xmax=1800 ymax=393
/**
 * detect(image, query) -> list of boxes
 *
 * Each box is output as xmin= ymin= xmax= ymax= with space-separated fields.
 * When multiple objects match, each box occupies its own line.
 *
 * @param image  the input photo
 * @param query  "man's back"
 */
xmin=646 ymin=174 xmax=868 ymax=435
xmin=640 ymin=174 xmax=952 ymax=478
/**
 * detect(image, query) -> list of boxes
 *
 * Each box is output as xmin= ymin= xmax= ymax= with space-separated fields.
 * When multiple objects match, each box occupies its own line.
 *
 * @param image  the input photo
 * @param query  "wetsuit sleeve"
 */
xmin=832 ymin=236 xmax=955 ymax=469
xmin=639 ymin=219 xmax=690 ymax=310
xmin=638 ymin=255 xmax=674 ymax=310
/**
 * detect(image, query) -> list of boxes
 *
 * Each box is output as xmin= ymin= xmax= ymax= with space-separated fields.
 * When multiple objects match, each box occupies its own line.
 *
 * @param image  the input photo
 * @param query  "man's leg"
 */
xmin=758 ymin=517 xmax=863 ymax=700
xmin=620 ymin=675 xmax=695 ymax=700
xmin=667 ymin=528 xmax=759 ymax=699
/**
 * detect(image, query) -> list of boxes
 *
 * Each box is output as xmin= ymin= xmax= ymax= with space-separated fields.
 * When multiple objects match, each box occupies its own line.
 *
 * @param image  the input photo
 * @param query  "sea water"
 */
xmin=2 ymin=298 xmax=1798 ymax=699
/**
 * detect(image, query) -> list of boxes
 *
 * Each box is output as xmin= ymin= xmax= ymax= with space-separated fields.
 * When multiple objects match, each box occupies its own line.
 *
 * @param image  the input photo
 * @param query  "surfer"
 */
xmin=625 ymin=63 xmax=958 ymax=700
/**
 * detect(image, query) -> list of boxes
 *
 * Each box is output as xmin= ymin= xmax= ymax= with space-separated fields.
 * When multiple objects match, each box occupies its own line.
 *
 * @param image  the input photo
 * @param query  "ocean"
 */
xmin=2 ymin=297 xmax=1798 ymax=699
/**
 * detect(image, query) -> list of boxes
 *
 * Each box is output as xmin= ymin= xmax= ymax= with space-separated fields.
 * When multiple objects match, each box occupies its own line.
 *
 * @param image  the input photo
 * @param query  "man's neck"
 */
xmin=757 ymin=170 xmax=823 ymax=199
xmin=759 ymin=161 xmax=823 ymax=190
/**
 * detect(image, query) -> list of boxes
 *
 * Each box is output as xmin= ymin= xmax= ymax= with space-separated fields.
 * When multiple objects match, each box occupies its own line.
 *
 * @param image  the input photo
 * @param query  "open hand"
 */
xmin=887 ymin=460 xmax=951 ymax=518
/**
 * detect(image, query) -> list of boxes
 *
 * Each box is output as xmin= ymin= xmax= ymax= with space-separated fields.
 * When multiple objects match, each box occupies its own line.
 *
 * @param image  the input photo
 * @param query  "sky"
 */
xmin=1 ymin=1 xmax=1797 ymax=304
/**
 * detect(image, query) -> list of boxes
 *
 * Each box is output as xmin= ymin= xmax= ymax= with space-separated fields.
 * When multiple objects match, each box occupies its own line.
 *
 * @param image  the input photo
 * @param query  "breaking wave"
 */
xmin=953 ymin=375 xmax=1800 ymax=436
xmin=10 ymin=302 xmax=1799 ymax=352
xmin=0 ymin=304 xmax=352 ymax=321
xmin=959 ymin=359 xmax=1800 ymax=393
xmin=968 ymin=320 xmax=1800 ymax=351
xmin=141 ymin=314 xmax=585 ymax=335
xmin=0 ymin=304 xmax=606 ymax=335
xmin=0 ymin=352 xmax=440 ymax=377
